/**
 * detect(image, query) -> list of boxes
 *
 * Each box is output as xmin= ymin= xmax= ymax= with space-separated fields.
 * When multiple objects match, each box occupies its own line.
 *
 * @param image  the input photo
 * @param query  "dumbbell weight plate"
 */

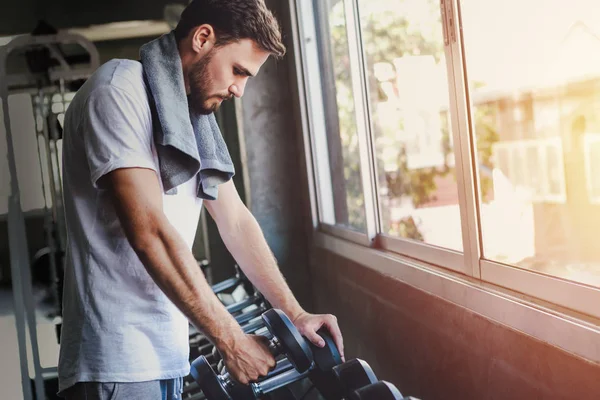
xmin=261 ymin=309 xmax=313 ymax=373
xmin=332 ymin=359 xmax=377 ymax=395
xmin=349 ymin=381 xmax=404 ymax=400
xmin=190 ymin=356 xmax=231 ymax=400
xmin=307 ymin=329 xmax=344 ymax=400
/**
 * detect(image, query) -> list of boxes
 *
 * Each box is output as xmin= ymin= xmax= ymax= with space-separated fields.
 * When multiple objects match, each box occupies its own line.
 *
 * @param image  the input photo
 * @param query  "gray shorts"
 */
xmin=60 ymin=377 xmax=183 ymax=400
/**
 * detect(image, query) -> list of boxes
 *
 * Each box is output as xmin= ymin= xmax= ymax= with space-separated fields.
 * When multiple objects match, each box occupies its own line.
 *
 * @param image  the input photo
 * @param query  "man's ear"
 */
xmin=191 ymin=24 xmax=216 ymax=53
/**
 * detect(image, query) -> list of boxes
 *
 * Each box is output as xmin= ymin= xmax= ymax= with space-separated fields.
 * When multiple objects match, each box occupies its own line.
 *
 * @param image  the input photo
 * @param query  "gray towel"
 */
xmin=139 ymin=31 xmax=234 ymax=200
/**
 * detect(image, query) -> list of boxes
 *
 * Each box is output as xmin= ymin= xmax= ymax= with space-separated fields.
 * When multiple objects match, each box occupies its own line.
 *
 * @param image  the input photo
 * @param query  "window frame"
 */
xmin=293 ymin=0 xmax=600 ymax=321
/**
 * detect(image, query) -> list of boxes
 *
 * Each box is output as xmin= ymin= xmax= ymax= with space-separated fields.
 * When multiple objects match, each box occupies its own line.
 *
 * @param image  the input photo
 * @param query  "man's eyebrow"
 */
xmin=235 ymin=64 xmax=255 ymax=77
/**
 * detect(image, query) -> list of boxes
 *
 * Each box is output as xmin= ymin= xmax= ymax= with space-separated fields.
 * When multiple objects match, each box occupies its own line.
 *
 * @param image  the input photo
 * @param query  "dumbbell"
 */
xmin=211 ymin=320 xmax=272 ymax=366
xmin=191 ymin=309 xmax=314 ymax=399
xmin=189 ymin=301 xmax=269 ymax=352
xmin=331 ymin=359 xmax=378 ymax=398
xmin=305 ymin=328 xmax=344 ymax=400
xmin=348 ymin=381 xmax=417 ymax=400
xmin=225 ymin=294 xmax=265 ymax=315
xmin=210 ymin=265 xmax=255 ymax=296
xmin=184 ymin=318 xmax=286 ymax=399
xmin=194 ymin=328 xmax=344 ymax=400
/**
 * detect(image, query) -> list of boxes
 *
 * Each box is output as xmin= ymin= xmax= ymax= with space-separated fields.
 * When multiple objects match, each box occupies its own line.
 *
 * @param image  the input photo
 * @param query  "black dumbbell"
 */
xmin=193 ymin=329 xmax=344 ymax=400
xmin=306 ymin=328 xmax=344 ymax=400
xmin=210 ymin=265 xmax=255 ymax=297
xmin=332 ymin=359 xmax=378 ymax=397
xmin=189 ymin=341 xmax=217 ymax=362
xmin=189 ymin=305 xmax=269 ymax=352
xmin=225 ymin=294 xmax=265 ymax=315
xmin=211 ymin=320 xmax=271 ymax=365
xmin=348 ymin=381 xmax=412 ymax=400
xmin=190 ymin=309 xmax=314 ymax=399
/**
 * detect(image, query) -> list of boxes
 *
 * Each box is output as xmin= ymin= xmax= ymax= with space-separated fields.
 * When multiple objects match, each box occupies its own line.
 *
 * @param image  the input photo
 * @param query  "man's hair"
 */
xmin=174 ymin=0 xmax=286 ymax=59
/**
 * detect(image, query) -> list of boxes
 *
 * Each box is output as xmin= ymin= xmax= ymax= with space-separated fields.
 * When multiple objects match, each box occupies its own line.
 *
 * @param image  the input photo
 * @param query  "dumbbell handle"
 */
xmin=226 ymin=295 xmax=262 ymax=314
xmin=242 ymin=318 xmax=265 ymax=334
xmin=221 ymin=358 xmax=307 ymax=397
xmin=211 ymin=274 xmax=241 ymax=293
xmin=267 ymin=358 xmax=294 ymax=376
xmin=235 ymin=306 xmax=265 ymax=325
xmin=252 ymin=365 xmax=310 ymax=396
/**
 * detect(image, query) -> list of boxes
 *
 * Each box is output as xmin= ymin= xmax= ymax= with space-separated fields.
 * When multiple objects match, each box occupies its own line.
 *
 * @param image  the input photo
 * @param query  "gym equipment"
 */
xmin=188 ymin=305 xmax=269 ymax=357
xmin=190 ymin=309 xmax=314 ymax=399
xmin=192 ymin=355 xmax=303 ymax=399
xmin=191 ymin=327 xmax=346 ymax=400
xmin=306 ymin=328 xmax=344 ymax=400
xmin=211 ymin=265 xmax=253 ymax=295
xmin=1 ymin=28 xmax=99 ymax=400
xmin=203 ymin=308 xmax=312 ymax=372
xmin=332 ymin=359 xmax=378 ymax=397
xmin=225 ymin=294 xmax=264 ymax=315
xmin=348 ymin=381 xmax=417 ymax=400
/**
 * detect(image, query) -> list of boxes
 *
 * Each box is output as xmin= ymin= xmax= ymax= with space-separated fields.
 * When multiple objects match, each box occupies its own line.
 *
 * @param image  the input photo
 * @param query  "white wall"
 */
xmin=0 ymin=94 xmax=50 ymax=215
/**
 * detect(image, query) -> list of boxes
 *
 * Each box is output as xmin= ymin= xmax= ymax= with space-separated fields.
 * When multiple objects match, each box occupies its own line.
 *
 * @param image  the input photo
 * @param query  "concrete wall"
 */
xmin=309 ymin=247 xmax=600 ymax=400
xmin=238 ymin=0 xmax=314 ymax=308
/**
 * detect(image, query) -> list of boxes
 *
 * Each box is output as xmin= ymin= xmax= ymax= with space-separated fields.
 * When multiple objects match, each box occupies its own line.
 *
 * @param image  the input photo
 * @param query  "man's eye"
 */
xmin=234 ymin=68 xmax=242 ymax=76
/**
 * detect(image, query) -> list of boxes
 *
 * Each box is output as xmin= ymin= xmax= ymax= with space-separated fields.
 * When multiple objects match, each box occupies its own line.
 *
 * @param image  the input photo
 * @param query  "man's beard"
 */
xmin=188 ymin=52 xmax=226 ymax=115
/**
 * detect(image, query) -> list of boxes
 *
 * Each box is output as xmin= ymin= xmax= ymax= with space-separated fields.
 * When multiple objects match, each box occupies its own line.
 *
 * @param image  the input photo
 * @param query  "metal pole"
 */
xmin=0 ymin=32 xmax=101 ymax=400
xmin=1 ymin=56 xmax=36 ymax=400
xmin=38 ymin=93 xmax=61 ymax=314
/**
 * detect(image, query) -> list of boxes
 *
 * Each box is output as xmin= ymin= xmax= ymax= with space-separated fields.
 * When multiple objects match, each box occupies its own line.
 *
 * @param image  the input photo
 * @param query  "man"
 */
xmin=57 ymin=1 xmax=344 ymax=399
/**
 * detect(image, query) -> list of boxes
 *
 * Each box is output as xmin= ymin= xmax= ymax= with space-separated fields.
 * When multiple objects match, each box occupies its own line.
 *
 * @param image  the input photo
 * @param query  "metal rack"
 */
xmin=0 ymin=32 xmax=99 ymax=400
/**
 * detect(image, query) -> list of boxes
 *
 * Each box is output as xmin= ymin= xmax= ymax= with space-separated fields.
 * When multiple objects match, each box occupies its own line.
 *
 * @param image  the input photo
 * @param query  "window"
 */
xmin=357 ymin=0 xmax=463 ymax=253
xmin=296 ymin=0 xmax=600 ymax=317
xmin=491 ymin=138 xmax=566 ymax=204
xmin=463 ymin=0 xmax=600 ymax=290
xmin=0 ymin=92 xmax=69 ymax=215
xmin=307 ymin=0 xmax=368 ymax=233
xmin=584 ymin=134 xmax=600 ymax=203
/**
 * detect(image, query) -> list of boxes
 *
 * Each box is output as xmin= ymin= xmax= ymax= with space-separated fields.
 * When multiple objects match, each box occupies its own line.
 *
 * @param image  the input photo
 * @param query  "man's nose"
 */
xmin=230 ymin=79 xmax=248 ymax=98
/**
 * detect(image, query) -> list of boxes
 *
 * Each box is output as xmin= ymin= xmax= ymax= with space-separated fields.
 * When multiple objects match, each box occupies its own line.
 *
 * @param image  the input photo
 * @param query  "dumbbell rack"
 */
xmin=187 ymin=265 xmax=418 ymax=400
xmin=0 ymin=32 xmax=100 ymax=400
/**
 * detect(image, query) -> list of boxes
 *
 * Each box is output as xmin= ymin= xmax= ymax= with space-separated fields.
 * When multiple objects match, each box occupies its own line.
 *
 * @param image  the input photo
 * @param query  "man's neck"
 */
xmin=178 ymin=42 xmax=191 ymax=95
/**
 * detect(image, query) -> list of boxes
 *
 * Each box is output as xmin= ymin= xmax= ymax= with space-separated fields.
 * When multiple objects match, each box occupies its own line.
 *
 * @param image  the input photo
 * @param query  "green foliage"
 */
xmin=326 ymin=0 xmax=495 ymax=238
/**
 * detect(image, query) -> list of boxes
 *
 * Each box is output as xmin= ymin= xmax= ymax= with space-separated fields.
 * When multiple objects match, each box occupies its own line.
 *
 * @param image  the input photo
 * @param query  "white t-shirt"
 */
xmin=58 ymin=59 xmax=203 ymax=393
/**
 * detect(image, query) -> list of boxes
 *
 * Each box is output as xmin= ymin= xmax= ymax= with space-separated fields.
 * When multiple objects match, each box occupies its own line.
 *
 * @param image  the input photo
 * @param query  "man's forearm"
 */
xmin=218 ymin=209 xmax=305 ymax=321
xmin=132 ymin=214 xmax=245 ymax=351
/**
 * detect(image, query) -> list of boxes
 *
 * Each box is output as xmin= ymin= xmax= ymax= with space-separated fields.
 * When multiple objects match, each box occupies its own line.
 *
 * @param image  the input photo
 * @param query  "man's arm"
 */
xmin=204 ymin=180 xmax=344 ymax=359
xmin=100 ymin=168 xmax=275 ymax=383
xmin=204 ymin=181 xmax=304 ymax=319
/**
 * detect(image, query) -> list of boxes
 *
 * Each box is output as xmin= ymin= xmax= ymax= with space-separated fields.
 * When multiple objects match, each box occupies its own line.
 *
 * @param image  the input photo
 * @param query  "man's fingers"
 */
xmin=324 ymin=315 xmax=345 ymax=361
xmin=304 ymin=328 xmax=326 ymax=348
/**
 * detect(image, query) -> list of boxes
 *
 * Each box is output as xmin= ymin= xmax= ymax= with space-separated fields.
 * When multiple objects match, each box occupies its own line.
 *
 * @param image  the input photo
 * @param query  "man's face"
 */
xmin=188 ymin=39 xmax=270 ymax=115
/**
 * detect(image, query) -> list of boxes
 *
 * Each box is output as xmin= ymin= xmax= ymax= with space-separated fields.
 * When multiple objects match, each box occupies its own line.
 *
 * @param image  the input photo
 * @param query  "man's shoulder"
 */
xmin=79 ymin=59 xmax=145 ymax=101
xmin=101 ymin=59 xmax=147 ymax=100
xmin=75 ymin=59 xmax=150 ymax=117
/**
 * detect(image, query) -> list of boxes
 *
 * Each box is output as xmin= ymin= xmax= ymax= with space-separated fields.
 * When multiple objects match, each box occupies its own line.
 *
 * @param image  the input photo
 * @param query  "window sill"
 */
xmin=314 ymin=231 xmax=600 ymax=365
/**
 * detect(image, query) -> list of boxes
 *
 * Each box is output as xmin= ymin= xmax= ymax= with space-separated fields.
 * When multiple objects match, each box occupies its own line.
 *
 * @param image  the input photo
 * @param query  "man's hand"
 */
xmin=220 ymin=334 xmax=277 ymax=385
xmin=293 ymin=312 xmax=345 ymax=362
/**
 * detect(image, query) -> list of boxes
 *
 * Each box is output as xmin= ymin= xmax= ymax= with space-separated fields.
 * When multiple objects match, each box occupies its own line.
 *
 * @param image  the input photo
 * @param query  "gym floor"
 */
xmin=0 ymin=288 xmax=60 ymax=399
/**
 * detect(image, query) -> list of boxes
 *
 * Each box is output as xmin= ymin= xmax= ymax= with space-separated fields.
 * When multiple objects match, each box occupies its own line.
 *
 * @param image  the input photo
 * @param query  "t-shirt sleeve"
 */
xmin=82 ymin=84 xmax=157 ymax=188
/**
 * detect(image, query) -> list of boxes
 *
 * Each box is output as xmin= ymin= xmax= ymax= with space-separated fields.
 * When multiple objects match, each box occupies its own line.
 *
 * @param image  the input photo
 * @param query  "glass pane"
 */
xmin=586 ymin=137 xmax=600 ymax=200
xmin=315 ymin=0 xmax=367 ymax=231
xmin=463 ymin=0 xmax=600 ymax=287
xmin=358 ymin=0 xmax=462 ymax=251
xmin=546 ymin=144 xmax=562 ymax=196
xmin=525 ymin=145 xmax=542 ymax=198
